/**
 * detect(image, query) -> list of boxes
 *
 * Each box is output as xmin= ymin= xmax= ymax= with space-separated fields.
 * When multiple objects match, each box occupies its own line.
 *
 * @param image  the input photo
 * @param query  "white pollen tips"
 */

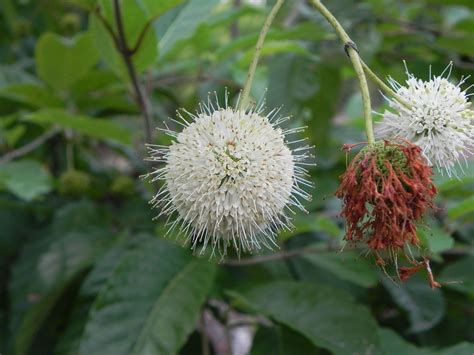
xmin=378 ymin=64 xmax=473 ymax=178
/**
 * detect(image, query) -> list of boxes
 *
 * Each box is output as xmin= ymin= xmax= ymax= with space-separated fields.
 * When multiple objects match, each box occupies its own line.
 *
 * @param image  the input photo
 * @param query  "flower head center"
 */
xmin=211 ymin=141 xmax=250 ymax=187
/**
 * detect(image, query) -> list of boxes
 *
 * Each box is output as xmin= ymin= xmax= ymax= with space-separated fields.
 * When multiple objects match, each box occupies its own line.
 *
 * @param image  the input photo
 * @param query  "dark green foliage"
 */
xmin=230 ymin=281 xmax=382 ymax=354
xmin=0 ymin=0 xmax=473 ymax=354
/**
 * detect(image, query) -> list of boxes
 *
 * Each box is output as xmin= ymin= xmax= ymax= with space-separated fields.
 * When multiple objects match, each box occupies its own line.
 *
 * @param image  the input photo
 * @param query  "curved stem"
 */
xmin=238 ymin=0 xmax=285 ymax=111
xmin=113 ymin=0 xmax=153 ymax=143
xmin=309 ymin=0 xmax=375 ymax=144
xmin=361 ymin=60 xmax=411 ymax=109
xmin=66 ymin=139 xmax=74 ymax=171
xmin=0 ymin=128 xmax=58 ymax=165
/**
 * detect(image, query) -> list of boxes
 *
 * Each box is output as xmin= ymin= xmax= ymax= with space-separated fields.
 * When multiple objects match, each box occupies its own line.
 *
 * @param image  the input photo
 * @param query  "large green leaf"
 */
xmin=251 ymin=324 xmax=319 ymax=355
xmin=448 ymin=196 xmax=474 ymax=220
xmin=305 ymin=64 xmax=342 ymax=152
xmin=80 ymin=238 xmax=136 ymax=298
xmin=267 ymin=54 xmax=319 ymax=116
xmin=230 ymin=281 xmax=381 ymax=354
xmin=0 ymin=83 xmax=63 ymax=108
xmin=440 ymin=342 xmax=474 ymax=355
xmin=89 ymin=0 xmax=158 ymax=77
xmin=378 ymin=328 xmax=434 ymax=355
xmin=417 ymin=226 xmax=454 ymax=254
xmin=0 ymin=159 xmax=52 ymax=201
xmin=8 ymin=201 xmax=109 ymax=355
xmin=65 ymin=0 xmax=96 ymax=11
xmin=55 ymin=299 xmax=93 ymax=355
xmin=137 ymin=0 xmax=185 ymax=20
xmin=426 ymin=0 xmax=474 ymax=8
xmin=302 ymin=250 xmax=378 ymax=288
xmin=267 ymin=55 xmax=341 ymax=153
xmin=216 ymin=22 xmax=331 ymax=61
xmin=439 ymin=257 xmax=474 ymax=297
xmin=382 ymin=276 xmax=445 ymax=333
xmin=36 ymin=32 xmax=99 ymax=91
xmin=26 ymin=109 xmax=132 ymax=144
xmin=436 ymin=35 xmax=474 ymax=57
xmin=158 ymin=0 xmax=220 ymax=58
xmin=279 ymin=214 xmax=342 ymax=240
xmin=55 ymin=238 xmax=135 ymax=355
xmin=237 ymin=41 xmax=312 ymax=67
xmin=88 ymin=15 xmax=125 ymax=78
xmin=79 ymin=238 xmax=216 ymax=355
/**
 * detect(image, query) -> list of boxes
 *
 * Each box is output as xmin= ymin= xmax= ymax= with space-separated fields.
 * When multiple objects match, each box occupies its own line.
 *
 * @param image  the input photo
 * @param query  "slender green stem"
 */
xmin=113 ymin=0 xmax=153 ymax=143
xmin=0 ymin=128 xmax=58 ymax=165
xmin=309 ymin=0 xmax=375 ymax=144
xmin=66 ymin=139 xmax=74 ymax=171
xmin=238 ymin=0 xmax=285 ymax=111
xmin=361 ymin=61 xmax=411 ymax=108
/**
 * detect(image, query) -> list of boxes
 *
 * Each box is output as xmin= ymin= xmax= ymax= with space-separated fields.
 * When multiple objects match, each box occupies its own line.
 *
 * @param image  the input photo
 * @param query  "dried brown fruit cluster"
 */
xmin=336 ymin=140 xmax=440 ymax=287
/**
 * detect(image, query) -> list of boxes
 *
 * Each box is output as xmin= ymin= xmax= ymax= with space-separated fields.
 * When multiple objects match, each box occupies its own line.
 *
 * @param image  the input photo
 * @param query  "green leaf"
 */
xmin=90 ymin=0 xmax=158 ymax=76
xmin=130 ymin=258 xmax=215 ymax=354
xmin=418 ymin=226 xmax=454 ymax=254
xmin=26 ymin=109 xmax=132 ymax=144
xmin=0 ymin=160 xmax=52 ymax=201
xmin=439 ymin=257 xmax=474 ymax=297
xmin=137 ymin=0 xmax=185 ymax=20
xmin=426 ymin=0 xmax=474 ymax=8
xmin=0 ymin=83 xmax=63 ymax=108
xmin=79 ymin=238 xmax=216 ymax=355
xmin=88 ymin=15 xmax=124 ymax=78
xmin=230 ymin=281 xmax=381 ymax=354
xmin=382 ymin=276 xmax=445 ymax=333
xmin=267 ymin=54 xmax=319 ymax=115
xmin=237 ymin=41 xmax=312 ymax=67
xmin=378 ymin=328 xmax=434 ymax=355
xmin=216 ymin=22 xmax=331 ymax=61
xmin=439 ymin=342 xmax=474 ymax=355
xmin=158 ymin=0 xmax=220 ymax=58
xmin=65 ymin=0 xmax=97 ymax=11
xmin=267 ymin=57 xmax=341 ymax=152
xmin=305 ymin=64 xmax=342 ymax=152
xmin=13 ymin=275 xmax=82 ymax=355
xmin=448 ymin=196 xmax=474 ymax=220
xmin=436 ymin=35 xmax=474 ymax=57
xmin=36 ymin=32 xmax=99 ymax=91
xmin=8 ymin=206 xmax=108 ymax=355
xmin=438 ymin=174 xmax=474 ymax=196
xmin=280 ymin=214 xmax=342 ymax=240
xmin=55 ymin=299 xmax=92 ymax=355
xmin=4 ymin=125 xmax=26 ymax=146
xmin=302 ymin=250 xmax=378 ymax=288
xmin=56 ymin=238 xmax=135 ymax=355
xmin=70 ymin=69 xmax=121 ymax=95
xmin=80 ymin=238 xmax=135 ymax=298
xmin=251 ymin=325 xmax=319 ymax=355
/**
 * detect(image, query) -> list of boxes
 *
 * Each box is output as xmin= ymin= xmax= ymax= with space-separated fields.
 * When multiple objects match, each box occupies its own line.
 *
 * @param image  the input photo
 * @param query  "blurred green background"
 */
xmin=0 ymin=0 xmax=473 ymax=354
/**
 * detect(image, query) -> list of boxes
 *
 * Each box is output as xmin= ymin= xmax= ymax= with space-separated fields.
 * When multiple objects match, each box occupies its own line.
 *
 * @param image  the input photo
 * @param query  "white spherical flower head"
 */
xmin=146 ymin=97 xmax=312 ymax=256
xmin=378 ymin=63 xmax=473 ymax=177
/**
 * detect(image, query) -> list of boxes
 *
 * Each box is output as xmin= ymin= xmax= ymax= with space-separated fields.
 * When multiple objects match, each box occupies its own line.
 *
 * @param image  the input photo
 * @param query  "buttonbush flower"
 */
xmin=336 ymin=140 xmax=440 ymax=287
xmin=145 ymin=95 xmax=312 ymax=256
xmin=378 ymin=63 xmax=473 ymax=177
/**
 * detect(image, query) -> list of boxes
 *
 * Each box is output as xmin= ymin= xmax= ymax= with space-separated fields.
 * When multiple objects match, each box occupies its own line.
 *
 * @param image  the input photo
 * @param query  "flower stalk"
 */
xmin=309 ymin=0 xmax=375 ymax=144
xmin=239 ymin=0 xmax=285 ymax=110
xmin=112 ymin=0 xmax=153 ymax=143
xmin=360 ymin=60 xmax=411 ymax=108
